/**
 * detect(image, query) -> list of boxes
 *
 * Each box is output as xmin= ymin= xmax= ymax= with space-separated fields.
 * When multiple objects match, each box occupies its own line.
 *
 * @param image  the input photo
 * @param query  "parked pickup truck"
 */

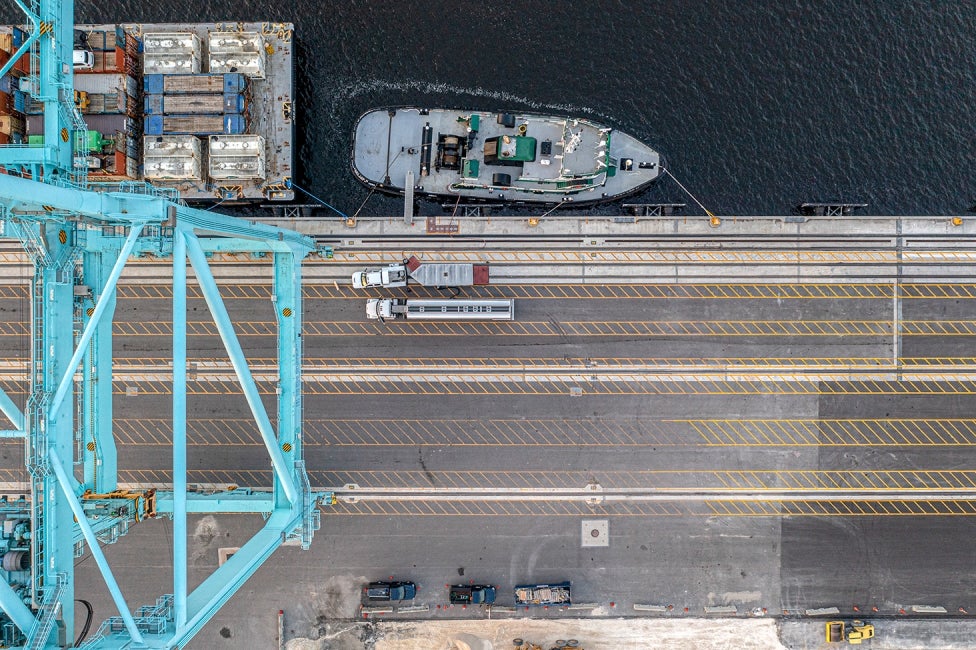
xmin=366 ymin=580 xmax=416 ymax=601
xmin=449 ymin=584 xmax=497 ymax=605
xmin=514 ymin=581 xmax=571 ymax=606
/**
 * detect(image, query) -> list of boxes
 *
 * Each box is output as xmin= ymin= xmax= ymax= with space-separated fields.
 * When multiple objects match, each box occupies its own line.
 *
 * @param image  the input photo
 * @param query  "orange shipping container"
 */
xmin=0 ymin=91 xmax=12 ymax=114
xmin=12 ymin=53 xmax=28 ymax=76
xmin=0 ymin=133 xmax=10 ymax=145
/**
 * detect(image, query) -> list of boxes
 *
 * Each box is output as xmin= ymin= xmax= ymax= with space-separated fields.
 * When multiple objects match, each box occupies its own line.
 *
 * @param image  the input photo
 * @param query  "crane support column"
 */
xmin=29 ymin=223 xmax=78 ymax=646
xmin=274 ymin=249 xmax=311 ymax=533
xmin=173 ymin=229 xmax=188 ymax=630
xmin=79 ymin=233 xmax=136 ymax=493
xmin=184 ymin=233 xmax=298 ymax=503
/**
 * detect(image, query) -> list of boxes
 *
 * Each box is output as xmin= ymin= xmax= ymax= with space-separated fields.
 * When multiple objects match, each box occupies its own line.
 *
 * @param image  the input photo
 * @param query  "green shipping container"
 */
xmin=28 ymin=130 xmax=106 ymax=152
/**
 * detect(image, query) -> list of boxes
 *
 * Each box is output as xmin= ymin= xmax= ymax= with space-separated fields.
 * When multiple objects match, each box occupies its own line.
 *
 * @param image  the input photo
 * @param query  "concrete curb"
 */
xmin=804 ymin=607 xmax=841 ymax=616
xmin=633 ymin=604 xmax=669 ymax=613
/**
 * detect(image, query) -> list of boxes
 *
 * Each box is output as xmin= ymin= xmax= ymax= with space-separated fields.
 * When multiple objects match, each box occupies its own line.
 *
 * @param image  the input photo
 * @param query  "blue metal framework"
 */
xmin=0 ymin=2 xmax=332 ymax=647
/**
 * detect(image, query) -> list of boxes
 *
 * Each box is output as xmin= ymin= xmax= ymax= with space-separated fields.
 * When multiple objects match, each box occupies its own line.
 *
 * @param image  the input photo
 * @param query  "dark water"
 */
xmin=9 ymin=1 xmax=976 ymax=215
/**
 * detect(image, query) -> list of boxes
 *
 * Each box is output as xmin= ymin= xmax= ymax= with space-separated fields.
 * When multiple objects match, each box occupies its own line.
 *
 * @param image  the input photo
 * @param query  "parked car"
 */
xmin=72 ymin=49 xmax=94 ymax=70
xmin=366 ymin=580 xmax=416 ymax=601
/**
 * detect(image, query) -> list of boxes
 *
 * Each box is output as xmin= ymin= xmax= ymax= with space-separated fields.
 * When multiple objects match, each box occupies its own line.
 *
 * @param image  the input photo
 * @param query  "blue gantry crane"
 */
xmin=0 ymin=1 xmax=331 ymax=647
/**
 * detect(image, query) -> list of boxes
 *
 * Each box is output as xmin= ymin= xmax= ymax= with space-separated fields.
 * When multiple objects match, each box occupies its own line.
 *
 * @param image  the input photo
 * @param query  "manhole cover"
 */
xmin=581 ymin=519 xmax=608 ymax=547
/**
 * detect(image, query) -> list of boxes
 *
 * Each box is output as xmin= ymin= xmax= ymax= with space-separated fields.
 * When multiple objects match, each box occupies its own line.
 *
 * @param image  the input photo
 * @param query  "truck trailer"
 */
xmin=351 ymin=255 xmax=489 ymax=289
xmin=366 ymin=298 xmax=514 ymax=321
xmin=514 ymin=582 xmax=571 ymax=607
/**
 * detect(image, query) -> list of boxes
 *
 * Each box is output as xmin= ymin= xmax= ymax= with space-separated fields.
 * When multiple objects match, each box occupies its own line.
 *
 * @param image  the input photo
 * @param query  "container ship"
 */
xmin=0 ymin=22 xmax=295 ymax=202
xmin=352 ymin=107 xmax=662 ymax=206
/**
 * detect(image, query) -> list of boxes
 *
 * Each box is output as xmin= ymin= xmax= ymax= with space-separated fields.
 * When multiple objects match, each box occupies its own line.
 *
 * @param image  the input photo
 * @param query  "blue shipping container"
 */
xmin=224 ymin=93 xmax=244 ymax=114
xmin=12 ymin=26 xmax=26 ymax=48
xmin=144 ymin=93 xmax=244 ymax=116
xmin=222 ymin=114 xmax=246 ymax=134
xmin=223 ymin=73 xmax=246 ymax=94
xmin=144 ymin=115 xmax=162 ymax=135
xmin=143 ymin=73 xmax=246 ymax=95
xmin=13 ymin=90 xmax=26 ymax=114
xmin=145 ymin=114 xmax=246 ymax=136
xmin=0 ymin=75 xmax=13 ymax=94
xmin=143 ymin=74 xmax=164 ymax=95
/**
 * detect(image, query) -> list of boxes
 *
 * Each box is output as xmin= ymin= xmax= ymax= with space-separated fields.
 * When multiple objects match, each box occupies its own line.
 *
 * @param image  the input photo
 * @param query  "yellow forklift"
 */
xmin=826 ymin=620 xmax=875 ymax=644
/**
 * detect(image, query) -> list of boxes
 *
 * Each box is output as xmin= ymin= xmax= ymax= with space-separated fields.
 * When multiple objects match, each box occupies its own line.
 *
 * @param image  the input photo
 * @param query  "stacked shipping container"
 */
xmin=140 ymin=30 xmax=265 ymax=189
xmin=142 ymin=72 xmax=249 ymax=136
xmin=0 ymin=27 xmax=30 ymax=144
xmin=1 ymin=22 xmax=285 ymax=199
xmin=20 ymin=25 xmax=144 ymax=179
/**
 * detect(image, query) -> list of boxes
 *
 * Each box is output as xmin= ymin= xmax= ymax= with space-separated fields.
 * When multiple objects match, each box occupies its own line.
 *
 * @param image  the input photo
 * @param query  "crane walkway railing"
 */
xmin=26 ymin=571 xmax=66 ymax=650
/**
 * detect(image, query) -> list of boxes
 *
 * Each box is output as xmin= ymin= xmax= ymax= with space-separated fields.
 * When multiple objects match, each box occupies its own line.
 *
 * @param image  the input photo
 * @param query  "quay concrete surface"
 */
xmin=2 ymin=213 xmax=976 ymax=648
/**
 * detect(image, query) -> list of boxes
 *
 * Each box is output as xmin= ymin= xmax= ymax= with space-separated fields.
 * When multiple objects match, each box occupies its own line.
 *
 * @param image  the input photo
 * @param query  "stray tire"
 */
xmin=567 ymin=642 xmax=579 ymax=648
xmin=513 ymin=640 xmax=523 ymax=647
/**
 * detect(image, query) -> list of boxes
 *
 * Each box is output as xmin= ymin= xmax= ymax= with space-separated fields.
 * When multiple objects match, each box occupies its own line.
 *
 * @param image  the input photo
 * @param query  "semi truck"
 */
xmin=352 ymin=263 xmax=408 ymax=289
xmin=366 ymin=298 xmax=514 ymax=321
xmin=351 ymin=255 xmax=489 ymax=289
xmin=514 ymin=581 xmax=571 ymax=607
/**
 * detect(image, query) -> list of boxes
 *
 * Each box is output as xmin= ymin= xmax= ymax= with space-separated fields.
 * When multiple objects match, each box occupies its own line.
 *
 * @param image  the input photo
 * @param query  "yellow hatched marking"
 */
xmin=322 ymin=499 xmax=976 ymax=517
xmin=327 ymin=249 xmax=976 ymax=265
xmin=688 ymin=418 xmax=976 ymax=446
xmin=98 ymin=378 xmax=976 ymax=397
xmin=44 ymin=282 xmax=976 ymax=301
xmin=104 ymin=320 xmax=903 ymax=338
xmin=306 ymin=469 xmax=976 ymax=491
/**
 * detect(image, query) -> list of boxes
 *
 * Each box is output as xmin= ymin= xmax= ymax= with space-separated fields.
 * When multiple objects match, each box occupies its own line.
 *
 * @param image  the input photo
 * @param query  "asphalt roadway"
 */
xmin=3 ymin=221 xmax=976 ymax=647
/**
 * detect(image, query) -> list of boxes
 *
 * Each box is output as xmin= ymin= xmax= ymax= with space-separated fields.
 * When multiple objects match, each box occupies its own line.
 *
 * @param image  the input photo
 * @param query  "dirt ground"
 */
xmin=285 ymin=618 xmax=787 ymax=650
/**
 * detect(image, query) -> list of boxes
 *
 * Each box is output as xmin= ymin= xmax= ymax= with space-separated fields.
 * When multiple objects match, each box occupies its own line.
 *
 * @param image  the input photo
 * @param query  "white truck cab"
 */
xmin=351 ymin=263 xmax=408 ymax=289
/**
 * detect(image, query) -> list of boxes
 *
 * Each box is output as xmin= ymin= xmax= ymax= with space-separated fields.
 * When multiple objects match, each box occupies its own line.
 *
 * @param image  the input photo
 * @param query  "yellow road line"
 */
xmin=4 ymin=356 xmax=976 ymax=372
xmin=14 ymin=282 xmax=976 ymax=300
xmin=329 ymin=249 xmax=976 ymax=265
xmin=8 ymin=375 xmax=976 ymax=397
xmin=100 ymin=416 xmax=744 ymax=447
xmin=98 ymin=319 xmax=906 ymax=337
xmin=689 ymin=418 xmax=976 ymax=445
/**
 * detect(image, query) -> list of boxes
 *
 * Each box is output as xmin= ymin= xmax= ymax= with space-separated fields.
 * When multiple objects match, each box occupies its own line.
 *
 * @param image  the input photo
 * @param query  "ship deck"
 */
xmin=353 ymin=107 xmax=661 ymax=205
xmin=116 ymin=22 xmax=294 ymax=202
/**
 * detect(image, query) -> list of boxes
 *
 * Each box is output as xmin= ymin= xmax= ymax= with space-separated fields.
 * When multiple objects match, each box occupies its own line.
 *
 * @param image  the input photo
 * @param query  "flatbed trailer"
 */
xmin=514 ymin=581 xmax=571 ymax=606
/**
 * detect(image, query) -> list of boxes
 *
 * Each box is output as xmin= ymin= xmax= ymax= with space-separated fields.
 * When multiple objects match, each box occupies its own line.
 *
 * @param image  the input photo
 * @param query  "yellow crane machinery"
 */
xmin=826 ymin=620 xmax=876 ymax=644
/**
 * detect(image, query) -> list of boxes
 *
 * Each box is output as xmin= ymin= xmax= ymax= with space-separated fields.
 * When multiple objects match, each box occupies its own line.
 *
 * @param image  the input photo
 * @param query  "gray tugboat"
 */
xmin=351 ymin=107 xmax=661 ymax=206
